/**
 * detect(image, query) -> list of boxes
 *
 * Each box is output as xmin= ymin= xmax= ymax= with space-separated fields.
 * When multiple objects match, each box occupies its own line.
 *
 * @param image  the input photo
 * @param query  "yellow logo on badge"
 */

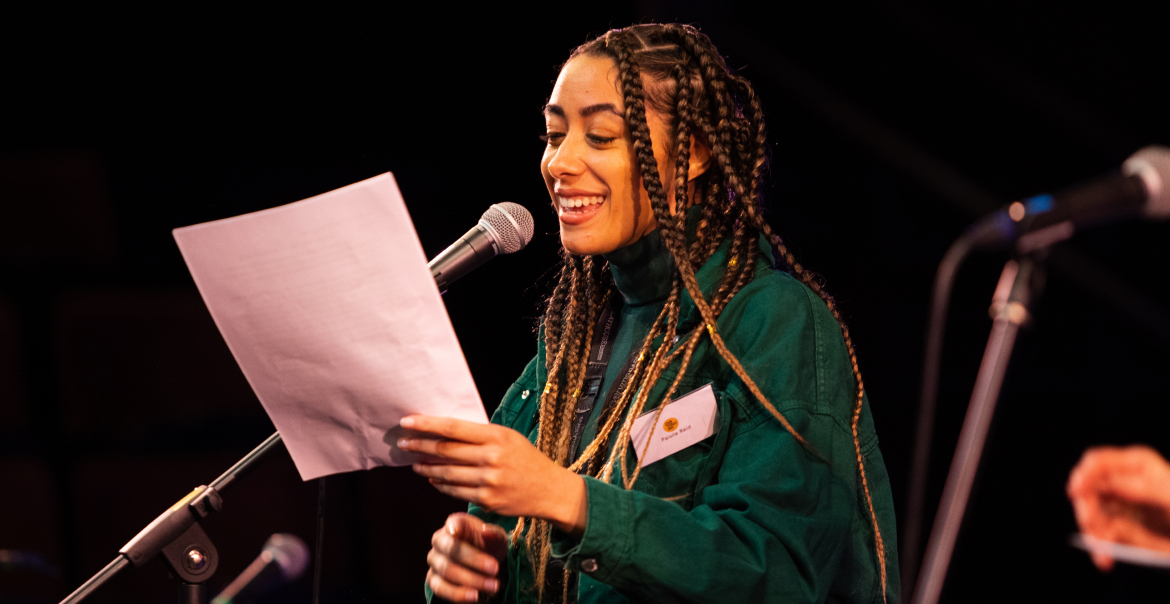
xmin=663 ymin=418 xmax=679 ymax=432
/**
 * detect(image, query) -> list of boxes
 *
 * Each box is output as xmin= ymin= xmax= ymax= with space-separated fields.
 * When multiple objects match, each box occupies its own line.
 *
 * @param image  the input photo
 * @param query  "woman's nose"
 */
xmin=546 ymin=138 xmax=584 ymax=179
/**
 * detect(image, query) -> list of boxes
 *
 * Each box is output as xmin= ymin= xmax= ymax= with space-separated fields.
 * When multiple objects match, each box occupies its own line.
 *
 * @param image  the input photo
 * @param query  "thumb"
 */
xmin=445 ymin=512 xmax=484 ymax=542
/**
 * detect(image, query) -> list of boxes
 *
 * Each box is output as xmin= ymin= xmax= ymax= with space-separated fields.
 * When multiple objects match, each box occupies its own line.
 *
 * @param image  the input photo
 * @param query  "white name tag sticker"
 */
xmin=630 ymin=384 xmax=718 ymax=466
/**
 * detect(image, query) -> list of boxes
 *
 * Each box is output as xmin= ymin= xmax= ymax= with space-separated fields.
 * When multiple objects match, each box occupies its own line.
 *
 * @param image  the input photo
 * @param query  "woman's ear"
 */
xmin=688 ymin=134 xmax=712 ymax=182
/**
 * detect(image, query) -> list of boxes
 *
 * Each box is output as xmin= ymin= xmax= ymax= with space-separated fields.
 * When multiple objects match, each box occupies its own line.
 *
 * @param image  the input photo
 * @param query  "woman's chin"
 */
xmin=560 ymin=235 xmax=602 ymax=256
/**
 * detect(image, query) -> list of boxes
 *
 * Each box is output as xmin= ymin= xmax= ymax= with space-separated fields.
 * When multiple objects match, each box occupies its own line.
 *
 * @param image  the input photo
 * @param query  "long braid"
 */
xmin=610 ymin=32 xmax=815 ymax=453
xmin=542 ymin=258 xmax=572 ymax=361
xmin=688 ymin=24 xmax=888 ymax=597
xmin=516 ymin=255 xmax=586 ymax=595
xmin=682 ymin=25 xmax=889 ymax=598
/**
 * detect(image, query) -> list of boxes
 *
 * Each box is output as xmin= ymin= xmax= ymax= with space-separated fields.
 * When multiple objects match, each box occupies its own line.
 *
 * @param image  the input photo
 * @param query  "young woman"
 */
xmin=397 ymin=23 xmax=899 ymax=603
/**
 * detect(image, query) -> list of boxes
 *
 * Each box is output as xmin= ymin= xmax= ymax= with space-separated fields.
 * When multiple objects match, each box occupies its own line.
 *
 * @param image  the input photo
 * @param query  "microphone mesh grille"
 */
xmin=480 ymin=202 xmax=534 ymax=254
xmin=263 ymin=533 xmax=310 ymax=579
xmin=1123 ymin=145 xmax=1170 ymax=219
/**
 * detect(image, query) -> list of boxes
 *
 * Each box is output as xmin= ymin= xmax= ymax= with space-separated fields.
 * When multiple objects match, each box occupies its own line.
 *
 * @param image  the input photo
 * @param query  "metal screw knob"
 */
xmin=183 ymin=548 xmax=208 ymax=573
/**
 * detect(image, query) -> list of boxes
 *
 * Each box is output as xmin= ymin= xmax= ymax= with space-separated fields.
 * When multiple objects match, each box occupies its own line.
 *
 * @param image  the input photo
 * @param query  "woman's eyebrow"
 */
xmin=542 ymin=103 xmax=623 ymax=118
xmin=580 ymin=103 xmax=622 ymax=117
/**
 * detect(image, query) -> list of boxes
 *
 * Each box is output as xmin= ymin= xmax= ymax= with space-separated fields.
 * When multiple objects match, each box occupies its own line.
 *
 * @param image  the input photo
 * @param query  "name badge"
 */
xmin=630 ymin=384 xmax=718 ymax=466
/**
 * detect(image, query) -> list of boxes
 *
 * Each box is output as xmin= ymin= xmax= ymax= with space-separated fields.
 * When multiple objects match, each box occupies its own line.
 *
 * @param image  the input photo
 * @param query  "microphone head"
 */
xmin=479 ymin=202 xmax=534 ymax=254
xmin=262 ymin=533 xmax=309 ymax=581
xmin=1122 ymin=145 xmax=1170 ymax=219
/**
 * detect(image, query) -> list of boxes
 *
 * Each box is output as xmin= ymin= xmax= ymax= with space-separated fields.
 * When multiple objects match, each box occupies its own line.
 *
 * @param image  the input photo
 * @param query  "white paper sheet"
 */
xmin=173 ymin=172 xmax=487 ymax=481
xmin=1070 ymin=533 xmax=1170 ymax=569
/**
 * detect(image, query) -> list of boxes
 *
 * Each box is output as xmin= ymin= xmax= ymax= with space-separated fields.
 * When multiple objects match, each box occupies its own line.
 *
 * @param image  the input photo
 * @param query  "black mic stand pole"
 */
xmin=59 ymin=431 xmax=285 ymax=604
xmin=911 ymin=254 xmax=1040 ymax=604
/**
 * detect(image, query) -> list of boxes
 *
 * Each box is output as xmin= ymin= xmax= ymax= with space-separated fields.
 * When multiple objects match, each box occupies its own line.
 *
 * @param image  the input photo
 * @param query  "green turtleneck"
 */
xmin=572 ymin=228 xmax=676 ymax=460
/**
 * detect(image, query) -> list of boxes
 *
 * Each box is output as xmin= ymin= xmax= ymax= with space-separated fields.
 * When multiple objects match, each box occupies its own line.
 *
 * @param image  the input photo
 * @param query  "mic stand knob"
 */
xmin=160 ymin=520 xmax=219 ymax=604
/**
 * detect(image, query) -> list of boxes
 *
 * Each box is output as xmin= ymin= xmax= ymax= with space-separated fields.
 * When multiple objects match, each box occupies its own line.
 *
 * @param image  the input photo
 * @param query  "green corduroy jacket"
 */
xmin=432 ymin=229 xmax=899 ymax=604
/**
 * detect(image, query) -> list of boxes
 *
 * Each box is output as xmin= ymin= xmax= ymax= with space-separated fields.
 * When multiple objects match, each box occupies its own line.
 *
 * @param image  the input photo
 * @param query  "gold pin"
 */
xmin=706 ymin=323 xmax=715 ymax=335
xmin=543 ymin=383 xmax=553 ymax=394
xmin=728 ymin=257 xmax=738 ymax=268
xmin=572 ymin=388 xmax=581 ymax=398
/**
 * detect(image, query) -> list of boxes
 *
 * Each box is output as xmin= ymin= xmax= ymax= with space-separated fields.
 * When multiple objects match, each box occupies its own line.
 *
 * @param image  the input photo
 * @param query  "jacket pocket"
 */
xmin=632 ymin=381 xmax=730 ymax=509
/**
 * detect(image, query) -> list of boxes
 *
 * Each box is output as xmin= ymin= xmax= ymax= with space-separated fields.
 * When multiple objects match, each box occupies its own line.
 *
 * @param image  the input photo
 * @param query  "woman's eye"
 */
xmin=540 ymin=132 xmax=565 ymax=145
xmin=588 ymin=135 xmax=617 ymax=145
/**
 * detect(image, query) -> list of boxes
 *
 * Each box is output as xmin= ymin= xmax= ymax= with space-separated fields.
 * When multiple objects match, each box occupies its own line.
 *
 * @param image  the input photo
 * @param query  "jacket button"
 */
xmin=580 ymin=558 xmax=598 ymax=573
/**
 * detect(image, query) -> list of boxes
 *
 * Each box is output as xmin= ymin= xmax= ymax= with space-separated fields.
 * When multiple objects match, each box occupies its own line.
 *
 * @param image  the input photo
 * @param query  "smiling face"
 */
xmin=541 ymin=54 xmax=692 ymax=256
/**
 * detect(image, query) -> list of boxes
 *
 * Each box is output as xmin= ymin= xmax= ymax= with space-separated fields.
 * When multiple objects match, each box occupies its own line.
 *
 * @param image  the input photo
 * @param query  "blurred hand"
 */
xmin=426 ymin=513 xmax=507 ymax=603
xmin=1067 ymin=445 xmax=1170 ymax=571
xmin=399 ymin=415 xmax=587 ymax=535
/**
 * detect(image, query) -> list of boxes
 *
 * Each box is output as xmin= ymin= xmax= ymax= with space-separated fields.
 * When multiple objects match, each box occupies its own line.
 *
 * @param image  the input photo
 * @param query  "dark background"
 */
xmin=3 ymin=2 xmax=1170 ymax=602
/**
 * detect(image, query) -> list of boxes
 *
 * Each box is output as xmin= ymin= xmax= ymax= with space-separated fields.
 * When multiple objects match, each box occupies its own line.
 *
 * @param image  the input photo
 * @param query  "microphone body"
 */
xmin=429 ymin=202 xmax=534 ymax=292
xmin=430 ymin=224 xmax=502 ymax=293
xmin=211 ymin=534 xmax=309 ymax=604
xmin=968 ymin=145 xmax=1170 ymax=250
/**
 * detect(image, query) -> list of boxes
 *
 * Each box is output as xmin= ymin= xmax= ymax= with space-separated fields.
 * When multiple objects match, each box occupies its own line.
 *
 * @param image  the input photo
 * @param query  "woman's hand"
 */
xmin=1067 ymin=445 xmax=1170 ymax=570
xmin=427 ymin=512 xmax=507 ymax=603
xmin=399 ymin=415 xmax=588 ymax=536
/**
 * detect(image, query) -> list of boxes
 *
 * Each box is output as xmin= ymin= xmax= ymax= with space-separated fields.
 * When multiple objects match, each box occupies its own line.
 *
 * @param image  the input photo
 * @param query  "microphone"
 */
xmin=211 ymin=534 xmax=309 ymax=604
xmin=967 ymin=145 xmax=1170 ymax=252
xmin=429 ymin=202 xmax=535 ymax=292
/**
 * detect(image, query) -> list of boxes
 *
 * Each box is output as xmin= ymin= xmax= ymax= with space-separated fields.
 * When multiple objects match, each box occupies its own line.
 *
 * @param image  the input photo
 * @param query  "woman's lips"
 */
xmin=556 ymin=194 xmax=606 ymax=226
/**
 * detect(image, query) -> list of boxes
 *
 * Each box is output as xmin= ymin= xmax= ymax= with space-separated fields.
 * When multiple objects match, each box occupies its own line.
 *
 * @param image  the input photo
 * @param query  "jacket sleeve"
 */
xmin=549 ymin=378 xmax=856 ymax=604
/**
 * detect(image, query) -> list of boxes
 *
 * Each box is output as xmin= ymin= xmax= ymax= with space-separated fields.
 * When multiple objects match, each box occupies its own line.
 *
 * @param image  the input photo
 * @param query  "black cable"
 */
xmin=313 ymin=477 xmax=326 ymax=604
xmin=900 ymin=232 xmax=976 ymax=594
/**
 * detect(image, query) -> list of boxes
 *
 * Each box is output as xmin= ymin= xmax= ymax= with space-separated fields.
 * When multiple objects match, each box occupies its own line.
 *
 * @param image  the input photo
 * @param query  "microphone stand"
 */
xmin=911 ymin=253 xmax=1042 ymax=604
xmin=59 ymin=432 xmax=285 ymax=604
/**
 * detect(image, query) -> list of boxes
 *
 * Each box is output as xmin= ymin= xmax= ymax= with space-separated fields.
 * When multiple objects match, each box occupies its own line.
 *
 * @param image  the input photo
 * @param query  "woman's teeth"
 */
xmin=558 ymin=195 xmax=604 ymax=209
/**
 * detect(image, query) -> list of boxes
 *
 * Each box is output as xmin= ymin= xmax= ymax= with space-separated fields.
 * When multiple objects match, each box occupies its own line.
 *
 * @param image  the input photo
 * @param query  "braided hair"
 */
xmin=521 ymin=24 xmax=888 ymax=603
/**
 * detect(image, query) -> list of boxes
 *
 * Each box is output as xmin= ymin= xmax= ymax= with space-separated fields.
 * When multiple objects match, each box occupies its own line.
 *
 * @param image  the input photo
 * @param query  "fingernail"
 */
xmin=484 ymin=559 xmax=498 ymax=574
xmin=447 ymin=519 xmax=458 ymax=535
xmin=400 ymin=416 xmax=416 ymax=428
xmin=397 ymin=438 xmax=409 ymax=449
xmin=485 ymin=579 xmax=499 ymax=593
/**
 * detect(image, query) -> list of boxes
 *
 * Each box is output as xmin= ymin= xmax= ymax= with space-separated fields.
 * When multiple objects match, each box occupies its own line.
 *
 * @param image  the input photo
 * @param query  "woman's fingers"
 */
xmin=425 ymin=516 xmax=505 ymax=603
xmin=399 ymin=437 xmax=487 ymax=464
xmin=1070 ymin=445 xmax=1170 ymax=510
xmin=426 ymin=568 xmax=482 ymax=603
xmin=414 ymin=463 xmax=494 ymax=487
xmin=427 ymin=549 xmax=500 ymax=593
xmin=433 ymin=519 xmax=501 ymax=576
xmin=401 ymin=415 xmax=496 ymax=444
